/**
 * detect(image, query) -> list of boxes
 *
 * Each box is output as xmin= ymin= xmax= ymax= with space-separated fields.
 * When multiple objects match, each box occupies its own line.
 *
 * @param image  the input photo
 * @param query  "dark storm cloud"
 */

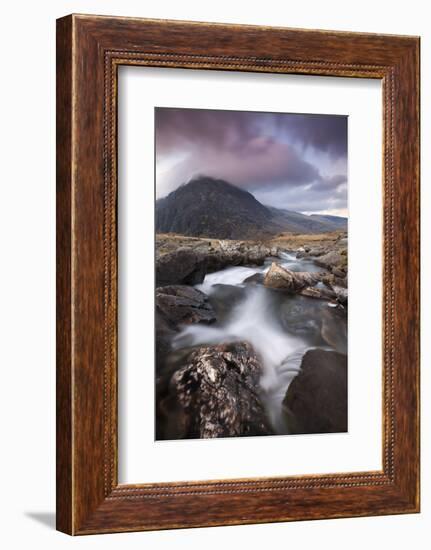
xmin=155 ymin=108 xmax=260 ymax=154
xmin=155 ymin=107 xmax=348 ymax=214
xmin=273 ymin=113 xmax=348 ymax=159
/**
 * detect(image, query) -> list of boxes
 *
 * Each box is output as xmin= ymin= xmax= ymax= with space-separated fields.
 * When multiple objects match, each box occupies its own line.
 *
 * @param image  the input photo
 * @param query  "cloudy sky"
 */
xmin=155 ymin=108 xmax=348 ymax=216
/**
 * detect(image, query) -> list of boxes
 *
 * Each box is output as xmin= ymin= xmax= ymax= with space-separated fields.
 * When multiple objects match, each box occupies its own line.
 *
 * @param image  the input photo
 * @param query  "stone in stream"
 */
xmin=155 ymin=285 xmax=216 ymax=375
xmin=208 ymin=284 xmax=248 ymax=321
xmin=242 ymin=272 xmax=265 ymax=285
xmin=263 ymin=262 xmax=325 ymax=292
xmin=321 ymin=307 xmax=348 ymax=353
xmin=207 ymin=240 xmax=271 ymax=271
xmin=156 ymin=239 xmax=282 ymax=286
xmin=314 ymin=250 xmax=345 ymax=271
xmin=156 ymin=285 xmax=216 ymax=326
xmin=322 ymin=273 xmax=347 ymax=290
xmin=332 ymin=285 xmax=348 ymax=305
xmin=296 ymin=246 xmax=326 ymax=259
xmin=155 ymin=310 xmax=177 ymax=373
xmin=278 ymin=295 xmax=323 ymax=336
xmin=299 ymin=287 xmax=321 ymax=299
xmin=159 ymin=342 xmax=272 ymax=439
xmin=332 ymin=267 xmax=346 ymax=278
xmin=156 ymin=247 xmax=207 ymax=286
xmin=299 ymin=285 xmax=338 ymax=301
xmin=283 ymin=349 xmax=347 ymax=434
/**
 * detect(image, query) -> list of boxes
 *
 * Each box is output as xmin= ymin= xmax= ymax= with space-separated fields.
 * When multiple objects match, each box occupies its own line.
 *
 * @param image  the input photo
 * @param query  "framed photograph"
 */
xmin=56 ymin=14 xmax=420 ymax=534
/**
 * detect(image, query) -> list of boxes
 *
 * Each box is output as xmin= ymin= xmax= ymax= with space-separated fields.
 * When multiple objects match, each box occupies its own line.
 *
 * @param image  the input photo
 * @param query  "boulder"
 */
xmin=283 ymin=349 xmax=347 ymax=434
xmin=309 ymin=247 xmax=329 ymax=257
xmin=332 ymin=285 xmax=348 ymax=305
xmin=216 ymin=241 xmax=269 ymax=267
xmin=321 ymin=307 xmax=348 ymax=353
xmin=296 ymin=246 xmax=327 ymax=259
xmin=242 ymin=272 xmax=265 ymax=285
xmin=160 ymin=342 xmax=272 ymax=439
xmin=156 ymin=248 xmax=207 ymax=286
xmin=263 ymin=262 xmax=324 ymax=292
xmin=156 ymin=285 xmax=216 ymax=326
xmin=155 ymin=310 xmax=176 ymax=372
xmin=208 ymin=284 xmax=248 ymax=320
xmin=332 ymin=267 xmax=346 ymax=278
xmin=314 ymin=249 xmax=348 ymax=276
xmin=295 ymin=246 xmax=308 ymax=259
xmin=314 ymin=251 xmax=343 ymax=270
xmin=322 ymin=273 xmax=347 ymax=290
xmin=299 ymin=287 xmax=322 ymax=299
xmin=155 ymin=285 xmax=216 ymax=375
xmin=299 ymin=286 xmax=336 ymax=300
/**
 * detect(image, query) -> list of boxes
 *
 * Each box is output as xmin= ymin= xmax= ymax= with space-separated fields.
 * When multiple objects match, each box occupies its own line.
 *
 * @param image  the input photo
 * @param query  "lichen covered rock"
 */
xmin=160 ymin=342 xmax=272 ymax=439
xmin=263 ymin=262 xmax=324 ymax=292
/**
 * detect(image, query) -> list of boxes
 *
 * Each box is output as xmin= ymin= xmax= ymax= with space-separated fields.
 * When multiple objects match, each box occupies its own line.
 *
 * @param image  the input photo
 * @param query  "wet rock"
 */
xmin=297 ymin=246 xmax=327 ymax=259
xmin=309 ymin=247 xmax=329 ymax=257
xmin=295 ymin=246 xmax=307 ymax=258
xmin=299 ymin=287 xmax=322 ymax=299
xmin=332 ymin=285 xmax=348 ymax=305
xmin=321 ymin=307 xmax=348 ymax=353
xmin=160 ymin=342 xmax=272 ymax=439
xmin=283 ymin=349 xmax=347 ymax=434
xmin=243 ymin=272 xmax=265 ymax=285
xmin=155 ymin=286 xmax=216 ymax=376
xmin=298 ymin=286 xmax=336 ymax=301
xmin=278 ymin=295 xmax=321 ymax=336
xmin=332 ymin=267 xmax=346 ymax=278
xmin=322 ymin=273 xmax=347 ymax=290
xmin=156 ymin=248 xmax=207 ymax=286
xmin=263 ymin=262 xmax=325 ymax=292
xmin=188 ymin=242 xmax=271 ymax=274
xmin=156 ymin=285 xmax=216 ymax=326
xmin=244 ymin=244 xmax=270 ymax=265
xmin=155 ymin=310 xmax=176 ymax=372
xmin=216 ymin=240 xmax=269 ymax=267
xmin=208 ymin=284 xmax=248 ymax=320
xmin=314 ymin=251 xmax=344 ymax=270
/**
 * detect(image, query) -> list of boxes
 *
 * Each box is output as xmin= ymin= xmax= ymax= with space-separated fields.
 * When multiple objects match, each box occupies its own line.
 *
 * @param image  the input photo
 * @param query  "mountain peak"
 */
xmin=156 ymin=177 xmax=273 ymax=239
xmin=176 ymin=176 xmax=256 ymax=200
xmin=156 ymin=177 xmax=347 ymax=239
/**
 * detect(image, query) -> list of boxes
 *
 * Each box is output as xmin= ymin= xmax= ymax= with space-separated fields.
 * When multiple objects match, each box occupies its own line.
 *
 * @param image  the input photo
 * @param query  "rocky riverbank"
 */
xmin=156 ymin=231 xmax=347 ymax=301
xmin=155 ymin=231 xmax=348 ymax=439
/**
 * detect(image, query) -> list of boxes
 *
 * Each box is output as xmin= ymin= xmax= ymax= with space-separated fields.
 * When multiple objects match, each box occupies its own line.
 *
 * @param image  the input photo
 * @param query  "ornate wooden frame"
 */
xmin=56 ymin=14 xmax=420 ymax=535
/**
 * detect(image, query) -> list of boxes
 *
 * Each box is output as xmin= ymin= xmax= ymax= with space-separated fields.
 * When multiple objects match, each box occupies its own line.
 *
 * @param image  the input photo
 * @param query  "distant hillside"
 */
xmin=309 ymin=214 xmax=347 ymax=229
xmin=267 ymin=207 xmax=345 ymax=234
xmin=156 ymin=176 xmax=347 ymax=239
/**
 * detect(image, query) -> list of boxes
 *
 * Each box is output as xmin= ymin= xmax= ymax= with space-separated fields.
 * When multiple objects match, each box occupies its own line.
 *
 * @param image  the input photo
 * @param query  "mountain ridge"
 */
xmin=156 ymin=176 xmax=346 ymax=239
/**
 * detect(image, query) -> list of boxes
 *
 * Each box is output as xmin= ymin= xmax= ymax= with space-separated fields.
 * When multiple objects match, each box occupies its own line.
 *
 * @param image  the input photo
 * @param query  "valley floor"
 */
xmin=156 ymin=230 xmax=347 ymax=258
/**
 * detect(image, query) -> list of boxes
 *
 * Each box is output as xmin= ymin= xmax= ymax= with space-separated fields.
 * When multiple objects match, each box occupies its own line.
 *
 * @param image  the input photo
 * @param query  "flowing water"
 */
xmin=172 ymin=252 xmax=347 ymax=435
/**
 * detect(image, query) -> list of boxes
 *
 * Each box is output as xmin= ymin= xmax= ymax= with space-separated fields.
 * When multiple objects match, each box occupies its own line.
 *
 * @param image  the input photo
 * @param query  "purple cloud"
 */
xmin=155 ymin=107 xmax=348 ymax=214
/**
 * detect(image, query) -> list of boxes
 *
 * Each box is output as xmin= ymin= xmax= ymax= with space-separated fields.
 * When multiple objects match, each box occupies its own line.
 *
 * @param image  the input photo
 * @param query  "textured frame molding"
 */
xmin=57 ymin=14 xmax=420 ymax=534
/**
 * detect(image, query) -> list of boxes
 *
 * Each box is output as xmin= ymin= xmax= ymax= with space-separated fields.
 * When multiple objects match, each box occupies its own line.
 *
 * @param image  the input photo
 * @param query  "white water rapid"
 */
xmin=171 ymin=252 xmax=341 ymax=433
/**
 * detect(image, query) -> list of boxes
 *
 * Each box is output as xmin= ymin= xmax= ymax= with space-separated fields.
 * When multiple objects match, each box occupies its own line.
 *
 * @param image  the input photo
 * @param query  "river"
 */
xmin=170 ymin=252 xmax=347 ymax=435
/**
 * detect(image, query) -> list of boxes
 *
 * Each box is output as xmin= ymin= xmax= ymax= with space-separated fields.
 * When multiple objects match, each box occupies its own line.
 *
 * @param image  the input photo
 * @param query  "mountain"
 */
xmin=267 ymin=207 xmax=346 ymax=234
xmin=309 ymin=214 xmax=347 ymax=229
xmin=156 ymin=177 xmax=347 ymax=239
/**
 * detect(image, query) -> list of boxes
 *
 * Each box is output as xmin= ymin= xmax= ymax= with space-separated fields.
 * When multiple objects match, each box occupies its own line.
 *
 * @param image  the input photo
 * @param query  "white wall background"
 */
xmin=0 ymin=0 xmax=427 ymax=548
